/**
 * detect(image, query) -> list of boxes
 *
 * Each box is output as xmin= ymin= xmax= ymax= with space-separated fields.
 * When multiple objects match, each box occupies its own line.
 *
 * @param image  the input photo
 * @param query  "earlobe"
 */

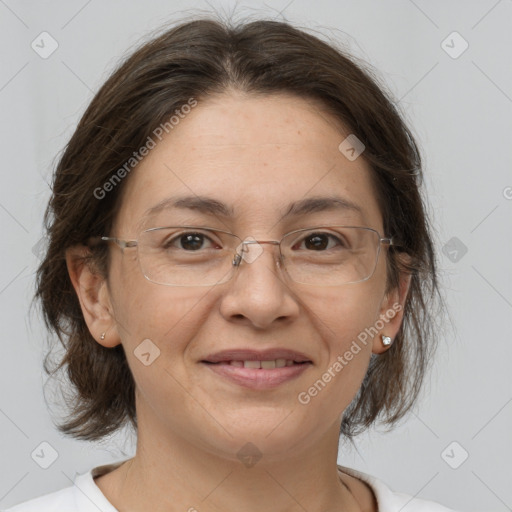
xmin=65 ymin=245 xmax=120 ymax=348
xmin=372 ymin=266 xmax=412 ymax=355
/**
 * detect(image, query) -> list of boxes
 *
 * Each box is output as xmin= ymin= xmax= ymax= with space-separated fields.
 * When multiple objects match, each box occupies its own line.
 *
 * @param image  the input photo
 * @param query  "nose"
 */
xmin=218 ymin=240 xmax=300 ymax=329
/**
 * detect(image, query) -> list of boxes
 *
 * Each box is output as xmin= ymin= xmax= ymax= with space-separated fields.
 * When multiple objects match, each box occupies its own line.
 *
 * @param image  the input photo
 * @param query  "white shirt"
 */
xmin=2 ymin=461 xmax=460 ymax=512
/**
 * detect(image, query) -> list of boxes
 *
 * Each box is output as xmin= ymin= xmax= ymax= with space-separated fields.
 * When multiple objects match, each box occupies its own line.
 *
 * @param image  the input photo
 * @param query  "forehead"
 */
xmin=114 ymin=92 xmax=383 ymax=234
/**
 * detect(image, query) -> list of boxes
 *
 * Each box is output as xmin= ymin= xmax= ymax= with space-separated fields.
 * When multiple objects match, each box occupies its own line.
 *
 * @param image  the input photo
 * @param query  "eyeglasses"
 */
xmin=93 ymin=225 xmax=393 ymax=287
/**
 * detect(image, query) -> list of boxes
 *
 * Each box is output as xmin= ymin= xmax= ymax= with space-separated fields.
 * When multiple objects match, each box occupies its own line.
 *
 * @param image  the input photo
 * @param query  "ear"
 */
xmin=65 ymin=245 xmax=121 ymax=348
xmin=372 ymin=254 xmax=412 ymax=355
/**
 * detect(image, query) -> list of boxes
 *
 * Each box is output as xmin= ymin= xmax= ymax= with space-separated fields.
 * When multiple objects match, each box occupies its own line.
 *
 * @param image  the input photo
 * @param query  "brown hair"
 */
xmin=35 ymin=15 xmax=444 ymax=441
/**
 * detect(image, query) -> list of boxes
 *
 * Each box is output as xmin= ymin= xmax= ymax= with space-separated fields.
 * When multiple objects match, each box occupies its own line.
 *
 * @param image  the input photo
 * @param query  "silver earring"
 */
xmin=100 ymin=332 xmax=106 ymax=340
xmin=381 ymin=335 xmax=392 ymax=346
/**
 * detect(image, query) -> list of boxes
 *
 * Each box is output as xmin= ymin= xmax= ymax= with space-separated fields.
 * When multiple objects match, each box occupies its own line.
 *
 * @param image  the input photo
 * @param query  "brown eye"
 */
xmin=294 ymin=232 xmax=346 ymax=251
xmin=163 ymin=231 xmax=218 ymax=251
xmin=179 ymin=233 xmax=207 ymax=251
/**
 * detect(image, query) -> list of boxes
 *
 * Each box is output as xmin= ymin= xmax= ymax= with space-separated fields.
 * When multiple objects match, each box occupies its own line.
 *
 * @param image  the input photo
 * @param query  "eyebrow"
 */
xmin=140 ymin=194 xmax=364 ymax=225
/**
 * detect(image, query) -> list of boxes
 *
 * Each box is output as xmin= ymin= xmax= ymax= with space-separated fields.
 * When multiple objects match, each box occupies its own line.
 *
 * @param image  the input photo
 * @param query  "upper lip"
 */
xmin=202 ymin=348 xmax=312 ymax=363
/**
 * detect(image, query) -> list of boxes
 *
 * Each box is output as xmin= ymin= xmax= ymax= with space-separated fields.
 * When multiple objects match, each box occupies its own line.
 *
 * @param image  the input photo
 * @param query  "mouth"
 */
xmin=201 ymin=348 xmax=312 ymax=365
xmin=202 ymin=359 xmax=309 ymax=368
xmin=200 ymin=348 xmax=313 ymax=389
xmin=201 ymin=359 xmax=312 ymax=390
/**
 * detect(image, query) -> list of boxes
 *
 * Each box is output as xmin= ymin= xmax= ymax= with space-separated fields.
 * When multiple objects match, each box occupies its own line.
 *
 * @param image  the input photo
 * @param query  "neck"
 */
xmin=95 ymin=417 xmax=364 ymax=511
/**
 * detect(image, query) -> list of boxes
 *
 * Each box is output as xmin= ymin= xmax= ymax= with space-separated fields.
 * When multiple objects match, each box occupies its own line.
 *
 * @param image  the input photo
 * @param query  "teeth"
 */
xmin=227 ymin=359 xmax=299 ymax=368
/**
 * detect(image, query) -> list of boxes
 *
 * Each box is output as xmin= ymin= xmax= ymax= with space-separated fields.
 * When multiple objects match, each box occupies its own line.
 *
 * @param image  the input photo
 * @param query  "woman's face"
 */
xmin=92 ymin=91 xmax=407 ymax=461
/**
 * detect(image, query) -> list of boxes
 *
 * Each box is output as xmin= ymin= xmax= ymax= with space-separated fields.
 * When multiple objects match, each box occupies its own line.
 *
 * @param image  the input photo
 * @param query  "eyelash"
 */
xmin=163 ymin=230 xmax=346 ymax=251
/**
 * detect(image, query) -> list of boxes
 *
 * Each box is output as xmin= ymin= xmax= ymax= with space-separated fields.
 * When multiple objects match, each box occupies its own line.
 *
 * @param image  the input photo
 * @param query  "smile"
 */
xmin=211 ymin=359 xmax=302 ymax=368
xmin=201 ymin=360 xmax=312 ymax=389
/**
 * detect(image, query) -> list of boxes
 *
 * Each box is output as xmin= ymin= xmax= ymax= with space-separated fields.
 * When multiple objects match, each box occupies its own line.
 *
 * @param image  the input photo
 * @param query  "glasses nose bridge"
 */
xmin=232 ymin=238 xmax=283 ymax=269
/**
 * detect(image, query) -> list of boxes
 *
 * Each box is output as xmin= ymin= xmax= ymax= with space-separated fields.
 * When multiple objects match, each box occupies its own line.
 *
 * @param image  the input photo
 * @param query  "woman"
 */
xmin=6 ymin=15 xmax=458 ymax=512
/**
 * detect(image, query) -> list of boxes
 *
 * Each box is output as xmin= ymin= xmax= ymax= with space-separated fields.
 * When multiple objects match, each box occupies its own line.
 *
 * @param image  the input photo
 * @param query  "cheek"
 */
xmin=111 ymin=249 xmax=209 ymax=343
xmin=296 ymin=285 xmax=382 ymax=412
xmin=303 ymin=281 xmax=384 ymax=344
xmin=114 ymin=286 xmax=212 ymax=412
xmin=118 ymin=287 xmax=209 ymax=348
xmin=109 ymin=258 xmax=213 ymax=380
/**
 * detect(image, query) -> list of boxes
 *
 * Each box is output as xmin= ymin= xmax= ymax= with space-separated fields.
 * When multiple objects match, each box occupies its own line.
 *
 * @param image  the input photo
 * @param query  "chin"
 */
xmin=197 ymin=416 xmax=314 ymax=464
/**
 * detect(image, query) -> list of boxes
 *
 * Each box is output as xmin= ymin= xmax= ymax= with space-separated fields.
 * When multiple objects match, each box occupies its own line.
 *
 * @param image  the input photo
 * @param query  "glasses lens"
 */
xmin=135 ymin=226 xmax=382 ymax=287
xmin=137 ymin=227 xmax=238 ymax=286
xmin=281 ymin=226 xmax=381 ymax=286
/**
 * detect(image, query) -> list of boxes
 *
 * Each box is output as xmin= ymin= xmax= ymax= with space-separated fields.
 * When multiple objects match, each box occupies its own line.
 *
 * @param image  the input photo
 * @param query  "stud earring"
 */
xmin=100 ymin=332 xmax=106 ymax=340
xmin=381 ymin=335 xmax=392 ymax=346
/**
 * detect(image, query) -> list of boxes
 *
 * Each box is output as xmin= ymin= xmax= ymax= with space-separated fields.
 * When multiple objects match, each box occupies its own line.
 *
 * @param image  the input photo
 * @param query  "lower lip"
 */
xmin=201 ymin=362 xmax=312 ymax=390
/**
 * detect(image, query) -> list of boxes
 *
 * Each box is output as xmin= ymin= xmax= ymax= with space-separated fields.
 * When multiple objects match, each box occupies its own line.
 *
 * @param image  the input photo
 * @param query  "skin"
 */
xmin=67 ymin=90 xmax=411 ymax=512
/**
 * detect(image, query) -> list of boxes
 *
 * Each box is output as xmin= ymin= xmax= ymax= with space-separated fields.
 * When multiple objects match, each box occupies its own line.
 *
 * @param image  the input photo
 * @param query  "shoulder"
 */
xmin=1 ymin=485 xmax=76 ymax=512
xmin=338 ymin=465 xmax=461 ymax=512
xmin=2 ymin=461 xmax=124 ymax=512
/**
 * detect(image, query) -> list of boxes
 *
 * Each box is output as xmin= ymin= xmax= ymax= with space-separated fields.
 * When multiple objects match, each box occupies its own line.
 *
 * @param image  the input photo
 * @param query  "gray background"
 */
xmin=1 ymin=1 xmax=511 ymax=510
